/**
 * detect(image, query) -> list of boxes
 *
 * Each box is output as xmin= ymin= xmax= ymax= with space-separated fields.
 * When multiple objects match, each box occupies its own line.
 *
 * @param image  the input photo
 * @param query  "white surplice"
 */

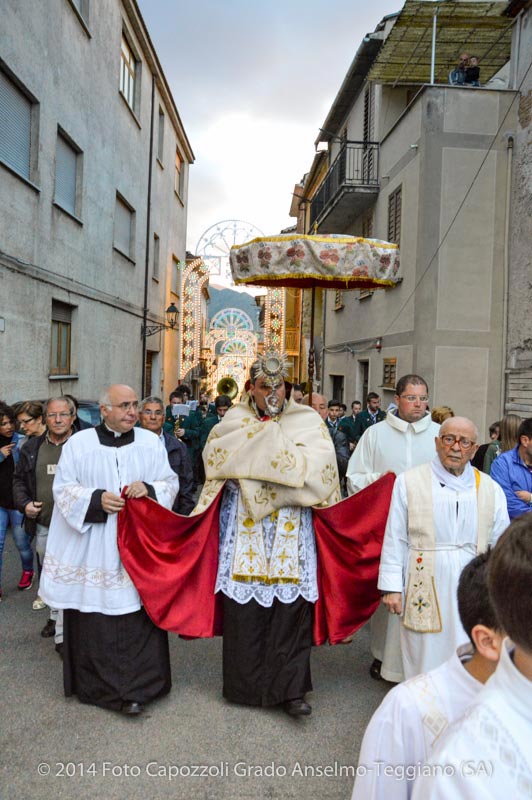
xmin=412 ymin=640 xmax=532 ymax=800
xmin=352 ymin=644 xmax=481 ymax=800
xmin=346 ymin=411 xmax=441 ymax=681
xmin=378 ymin=460 xmax=509 ymax=678
xmin=40 ymin=427 xmax=179 ymax=615
xmin=346 ymin=411 xmax=440 ymax=495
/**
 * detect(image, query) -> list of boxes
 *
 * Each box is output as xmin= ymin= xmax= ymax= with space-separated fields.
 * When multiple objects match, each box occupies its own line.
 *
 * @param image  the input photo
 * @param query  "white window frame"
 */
xmin=50 ymin=301 xmax=74 ymax=376
xmin=120 ymin=34 xmax=137 ymax=111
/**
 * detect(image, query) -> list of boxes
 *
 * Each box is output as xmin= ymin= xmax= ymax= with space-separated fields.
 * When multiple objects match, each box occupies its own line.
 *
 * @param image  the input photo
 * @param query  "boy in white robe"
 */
xmin=351 ymin=549 xmax=503 ymax=800
xmin=412 ymin=514 xmax=532 ymax=799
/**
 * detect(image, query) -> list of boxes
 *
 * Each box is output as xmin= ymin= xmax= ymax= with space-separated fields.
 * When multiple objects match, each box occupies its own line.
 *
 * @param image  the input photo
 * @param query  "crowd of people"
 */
xmin=1 ymin=356 xmax=532 ymax=796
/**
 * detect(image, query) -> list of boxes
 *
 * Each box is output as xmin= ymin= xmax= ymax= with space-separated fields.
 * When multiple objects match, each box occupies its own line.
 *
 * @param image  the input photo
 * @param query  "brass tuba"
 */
xmin=217 ymin=376 xmax=238 ymax=400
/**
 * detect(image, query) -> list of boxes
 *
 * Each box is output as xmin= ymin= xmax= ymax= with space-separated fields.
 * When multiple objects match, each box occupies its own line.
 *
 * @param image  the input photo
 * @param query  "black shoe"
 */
xmin=121 ymin=702 xmax=143 ymax=716
xmin=369 ymin=658 xmax=383 ymax=680
xmin=284 ymin=698 xmax=312 ymax=717
xmin=41 ymin=619 xmax=56 ymax=638
xmin=55 ymin=643 xmax=64 ymax=660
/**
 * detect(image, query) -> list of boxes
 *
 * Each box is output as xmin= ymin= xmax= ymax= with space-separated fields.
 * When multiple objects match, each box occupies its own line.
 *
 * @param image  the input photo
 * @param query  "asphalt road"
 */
xmin=1 ymin=536 xmax=390 ymax=800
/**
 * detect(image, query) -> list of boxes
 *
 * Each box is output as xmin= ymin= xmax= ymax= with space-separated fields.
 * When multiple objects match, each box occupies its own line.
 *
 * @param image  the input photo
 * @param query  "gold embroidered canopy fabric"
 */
xmin=229 ymin=234 xmax=401 ymax=290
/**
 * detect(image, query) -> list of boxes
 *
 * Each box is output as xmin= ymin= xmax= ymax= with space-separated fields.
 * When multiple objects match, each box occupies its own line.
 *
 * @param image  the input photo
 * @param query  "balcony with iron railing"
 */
xmin=309 ymin=141 xmax=379 ymax=232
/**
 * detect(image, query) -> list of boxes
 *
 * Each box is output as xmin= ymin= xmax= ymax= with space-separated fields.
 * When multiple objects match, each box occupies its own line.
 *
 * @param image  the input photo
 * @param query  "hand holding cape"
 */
xmin=118 ymin=472 xmax=395 ymax=645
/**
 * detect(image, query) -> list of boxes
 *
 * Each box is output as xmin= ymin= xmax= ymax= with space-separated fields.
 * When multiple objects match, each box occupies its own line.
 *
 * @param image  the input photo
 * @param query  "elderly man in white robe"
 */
xmin=346 ymin=374 xmax=440 ymax=682
xmin=40 ymin=384 xmax=179 ymax=715
xmin=378 ymin=416 xmax=509 ymax=679
xmin=412 ymin=514 xmax=532 ymax=800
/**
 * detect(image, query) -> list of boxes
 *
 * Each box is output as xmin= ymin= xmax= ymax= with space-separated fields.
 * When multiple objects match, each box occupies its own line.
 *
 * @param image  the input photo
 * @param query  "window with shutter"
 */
xmin=114 ymin=194 xmax=134 ymax=259
xmin=158 ymin=108 xmax=165 ymax=162
xmin=171 ymin=256 xmax=180 ymax=295
xmin=0 ymin=68 xmax=32 ymax=180
xmin=55 ymin=133 xmax=78 ymax=215
xmin=388 ymin=187 xmax=402 ymax=245
xmin=175 ymin=149 xmax=184 ymax=197
xmin=153 ymin=234 xmax=160 ymax=280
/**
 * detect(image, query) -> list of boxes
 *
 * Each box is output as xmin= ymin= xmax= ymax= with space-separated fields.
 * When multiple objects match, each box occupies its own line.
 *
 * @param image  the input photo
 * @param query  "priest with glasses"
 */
xmin=377 ymin=416 xmax=509 ymax=679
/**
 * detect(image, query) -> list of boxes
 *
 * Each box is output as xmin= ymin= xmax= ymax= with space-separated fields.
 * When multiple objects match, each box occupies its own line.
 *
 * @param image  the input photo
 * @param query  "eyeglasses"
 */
xmin=18 ymin=417 xmax=36 ymax=425
xmin=399 ymin=395 xmax=429 ymax=403
xmin=142 ymin=410 xmax=163 ymax=416
xmin=110 ymin=401 xmax=139 ymax=411
xmin=440 ymin=434 xmax=475 ymax=449
xmin=46 ymin=412 xmax=73 ymax=419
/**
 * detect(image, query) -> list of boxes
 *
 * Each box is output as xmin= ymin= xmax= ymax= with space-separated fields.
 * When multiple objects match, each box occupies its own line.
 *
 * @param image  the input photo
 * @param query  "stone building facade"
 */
xmin=0 ymin=0 xmax=193 ymax=403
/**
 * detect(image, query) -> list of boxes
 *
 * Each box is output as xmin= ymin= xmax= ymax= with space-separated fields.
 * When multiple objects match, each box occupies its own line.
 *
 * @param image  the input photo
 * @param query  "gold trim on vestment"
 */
xmin=195 ymin=397 xmax=340 ymax=522
xmin=231 ymin=496 xmax=301 ymax=584
xmin=402 ymin=464 xmax=495 ymax=634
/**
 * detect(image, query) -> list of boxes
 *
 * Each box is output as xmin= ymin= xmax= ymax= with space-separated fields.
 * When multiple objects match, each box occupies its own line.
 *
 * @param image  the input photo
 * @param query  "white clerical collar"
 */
xmin=385 ymin=410 xmax=434 ymax=434
xmin=431 ymin=455 xmax=475 ymax=491
xmin=104 ymin=422 xmax=123 ymax=438
xmin=485 ymin=638 xmax=532 ymax=724
xmin=454 ymin=642 xmax=482 ymax=688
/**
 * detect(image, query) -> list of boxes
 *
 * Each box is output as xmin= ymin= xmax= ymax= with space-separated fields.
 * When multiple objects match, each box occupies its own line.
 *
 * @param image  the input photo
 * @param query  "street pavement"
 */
xmin=1 ymin=536 xmax=390 ymax=800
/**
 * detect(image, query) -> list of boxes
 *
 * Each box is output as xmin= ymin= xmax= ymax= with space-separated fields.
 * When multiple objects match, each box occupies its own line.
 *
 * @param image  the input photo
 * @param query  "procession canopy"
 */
xmin=368 ymin=1 xmax=512 ymax=87
xmin=229 ymin=234 xmax=400 ymax=290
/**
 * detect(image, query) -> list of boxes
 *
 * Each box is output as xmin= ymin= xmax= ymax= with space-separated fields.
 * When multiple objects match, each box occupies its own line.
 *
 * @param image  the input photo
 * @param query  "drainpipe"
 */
xmin=430 ymin=8 xmax=438 ymax=85
xmin=141 ymin=74 xmax=156 ymax=397
xmin=500 ymin=134 xmax=514 ymax=415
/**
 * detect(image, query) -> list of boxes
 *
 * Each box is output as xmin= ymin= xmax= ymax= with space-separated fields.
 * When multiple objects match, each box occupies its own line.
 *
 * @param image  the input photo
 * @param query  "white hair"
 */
xmin=99 ymin=388 xmax=112 ymax=409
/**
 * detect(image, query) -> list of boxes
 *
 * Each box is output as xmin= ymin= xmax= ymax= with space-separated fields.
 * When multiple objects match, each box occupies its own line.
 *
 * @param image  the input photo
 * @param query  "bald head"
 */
xmin=303 ymin=393 xmax=328 ymax=420
xmin=439 ymin=416 xmax=478 ymax=442
xmin=436 ymin=416 xmax=479 ymax=476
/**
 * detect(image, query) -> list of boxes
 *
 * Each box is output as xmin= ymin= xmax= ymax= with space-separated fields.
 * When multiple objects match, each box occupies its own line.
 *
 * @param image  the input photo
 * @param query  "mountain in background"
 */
xmin=207 ymin=286 xmax=262 ymax=331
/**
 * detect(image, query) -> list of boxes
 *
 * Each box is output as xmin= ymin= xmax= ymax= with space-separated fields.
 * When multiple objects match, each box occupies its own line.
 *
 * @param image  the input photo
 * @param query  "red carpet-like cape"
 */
xmin=118 ymin=473 xmax=395 ymax=645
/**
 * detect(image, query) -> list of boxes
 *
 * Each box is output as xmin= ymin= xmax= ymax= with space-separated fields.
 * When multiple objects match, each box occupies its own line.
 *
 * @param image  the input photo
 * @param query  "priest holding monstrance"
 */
xmin=194 ymin=352 xmax=341 ymax=716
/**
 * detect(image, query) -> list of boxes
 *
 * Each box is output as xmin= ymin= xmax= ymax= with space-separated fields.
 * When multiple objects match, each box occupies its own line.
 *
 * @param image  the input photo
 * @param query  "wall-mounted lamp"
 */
xmin=375 ymin=337 xmax=382 ymax=352
xmin=141 ymin=303 xmax=179 ymax=337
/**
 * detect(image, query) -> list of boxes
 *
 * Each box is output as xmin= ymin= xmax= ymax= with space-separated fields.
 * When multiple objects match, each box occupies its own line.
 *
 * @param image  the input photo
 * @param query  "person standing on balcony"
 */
xmin=449 ymin=52 xmax=469 ymax=85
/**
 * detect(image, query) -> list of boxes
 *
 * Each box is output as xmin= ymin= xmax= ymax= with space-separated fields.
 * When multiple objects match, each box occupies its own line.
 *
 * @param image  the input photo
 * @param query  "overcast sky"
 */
xmin=136 ymin=0 xmax=399 ymax=259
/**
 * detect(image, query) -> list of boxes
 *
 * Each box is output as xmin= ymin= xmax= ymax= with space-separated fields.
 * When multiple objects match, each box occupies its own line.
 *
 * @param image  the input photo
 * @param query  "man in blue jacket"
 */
xmin=490 ymin=417 xmax=532 ymax=519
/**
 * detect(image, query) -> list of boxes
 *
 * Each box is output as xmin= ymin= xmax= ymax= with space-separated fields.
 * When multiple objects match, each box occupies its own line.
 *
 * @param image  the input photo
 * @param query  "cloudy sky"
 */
xmin=137 ymin=0 xmax=399 ymax=261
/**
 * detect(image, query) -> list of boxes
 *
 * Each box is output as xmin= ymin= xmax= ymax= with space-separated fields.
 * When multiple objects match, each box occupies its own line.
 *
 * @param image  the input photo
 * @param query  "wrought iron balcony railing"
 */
xmin=310 ymin=141 xmax=379 ymax=229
